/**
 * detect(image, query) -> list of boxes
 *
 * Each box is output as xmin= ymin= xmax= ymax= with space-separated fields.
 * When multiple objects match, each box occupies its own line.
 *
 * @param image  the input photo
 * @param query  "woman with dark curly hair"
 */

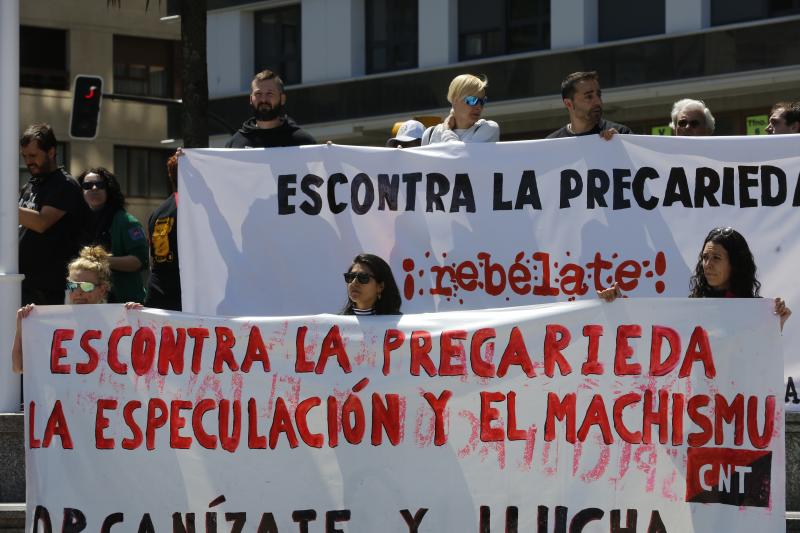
xmin=689 ymin=227 xmax=760 ymax=297
xmin=340 ymin=254 xmax=402 ymax=315
xmin=599 ymin=227 xmax=791 ymax=330
xmin=77 ymin=167 xmax=148 ymax=303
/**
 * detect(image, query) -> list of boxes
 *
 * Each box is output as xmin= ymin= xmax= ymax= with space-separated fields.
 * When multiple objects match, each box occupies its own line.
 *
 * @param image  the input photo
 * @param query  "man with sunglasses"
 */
xmin=18 ymin=123 xmax=89 ymax=305
xmin=669 ymin=98 xmax=715 ymax=136
xmin=547 ymin=71 xmax=631 ymax=139
xmin=226 ymin=69 xmax=316 ymax=149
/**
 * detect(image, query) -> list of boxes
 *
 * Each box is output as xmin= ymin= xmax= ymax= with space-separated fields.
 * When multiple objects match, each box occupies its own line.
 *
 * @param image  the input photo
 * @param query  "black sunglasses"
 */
xmin=81 ymin=181 xmax=107 ymax=190
xmin=677 ymin=119 xmax=702 ymax=128
xmin=343 ymin=272 xmax=375 ymax=284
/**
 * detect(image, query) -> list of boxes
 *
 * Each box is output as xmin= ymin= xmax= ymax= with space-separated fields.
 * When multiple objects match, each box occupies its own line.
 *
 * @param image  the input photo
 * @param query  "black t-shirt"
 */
xmin=145 ymin=193 xmax=182 ymax=311
xmin=225 ymin=117 xmax=317 ymax=148
xmin=18 ymin=167 xmax=89 ymax=291
xmin=546 ymin=119 xmax=632 ymax=139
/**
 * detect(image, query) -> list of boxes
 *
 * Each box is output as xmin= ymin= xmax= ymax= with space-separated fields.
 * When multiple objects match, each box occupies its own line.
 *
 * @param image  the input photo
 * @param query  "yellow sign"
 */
xmin=651 ymin=125 xmax=672 ymax=136
xmin=747 ymin=115 xmax=768 ymax=135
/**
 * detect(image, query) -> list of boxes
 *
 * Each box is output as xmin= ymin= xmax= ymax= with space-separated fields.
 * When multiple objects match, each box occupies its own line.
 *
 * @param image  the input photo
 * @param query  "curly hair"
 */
xmin=77 ymin=167 xmax=126 ymax=212
xmin=341 ymin=254 xmax=402 ymax=315
xmin=689 ymin=227 xmax=761 ymax=298
xmin=68 ymin=246 xmax=112 ymax=290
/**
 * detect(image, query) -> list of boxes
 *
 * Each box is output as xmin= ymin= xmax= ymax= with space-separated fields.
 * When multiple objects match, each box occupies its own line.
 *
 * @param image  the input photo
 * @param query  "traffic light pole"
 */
xmin=104 ymin=93 xmax=237 ymax=135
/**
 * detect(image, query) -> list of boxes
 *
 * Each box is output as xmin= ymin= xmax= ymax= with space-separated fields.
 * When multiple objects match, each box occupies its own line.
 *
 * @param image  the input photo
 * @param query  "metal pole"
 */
xmin=0 ymin=0 xmax=23 ymax=412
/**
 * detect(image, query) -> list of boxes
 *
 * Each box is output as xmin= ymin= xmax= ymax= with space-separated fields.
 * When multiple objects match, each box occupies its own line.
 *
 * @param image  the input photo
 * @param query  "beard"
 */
xmin=252 ymin=102 xmax=284 ymax=122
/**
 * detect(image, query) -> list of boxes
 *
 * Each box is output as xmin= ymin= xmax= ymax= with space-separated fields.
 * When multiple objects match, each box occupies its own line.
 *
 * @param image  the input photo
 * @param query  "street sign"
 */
xmin=746 ymin=115 xmax=768 ymax=135
xmin=651 ymin=125 xmax=672 ymax=136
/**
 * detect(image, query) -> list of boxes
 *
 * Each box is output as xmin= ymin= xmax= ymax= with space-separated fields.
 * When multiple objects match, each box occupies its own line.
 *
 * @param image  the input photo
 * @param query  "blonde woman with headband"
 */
xmin=12 ymin=246 xmax=140 ymax=373
xmin=421 ymin=74 xmax=500 ymax=145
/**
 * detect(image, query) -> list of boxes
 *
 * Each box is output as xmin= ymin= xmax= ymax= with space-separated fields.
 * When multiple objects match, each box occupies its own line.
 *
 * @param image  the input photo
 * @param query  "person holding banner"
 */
xmin=11 ymin=246 xmax=141 ymax=373
xmin=669 ymin=98 xmax=715 ymax=136
xmin=421 ymin=74 xmax=500 ymax=145
xmin=547 ymin=71 xmax=631 ymax=139
xmin=341 ymin=254 xmax=402 ymax=315
xmin=598 ymin=227 xmax=791 ymax=330
xmin=766 ymin=101 xmax=800 ymax=134
xmin=144 ymin=151 xmax=182 ymax=311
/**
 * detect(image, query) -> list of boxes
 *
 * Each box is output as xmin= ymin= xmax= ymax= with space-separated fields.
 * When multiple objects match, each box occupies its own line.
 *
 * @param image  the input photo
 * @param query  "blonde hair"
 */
xmin=447 ymin=74 xmax=488 ymax=104
xmin=68 ymin=246 xmax=112 ymax=288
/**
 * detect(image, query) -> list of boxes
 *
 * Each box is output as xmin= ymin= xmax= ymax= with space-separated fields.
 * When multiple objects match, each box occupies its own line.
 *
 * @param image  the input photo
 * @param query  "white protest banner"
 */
xmin=177 ymin=136 xmax=800 ymax=411
xmin=23 ymin=299 xmax=784 ymax=532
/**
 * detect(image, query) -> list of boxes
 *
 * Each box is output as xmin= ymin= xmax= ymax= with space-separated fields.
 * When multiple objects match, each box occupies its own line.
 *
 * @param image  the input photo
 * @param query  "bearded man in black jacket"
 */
xmin=226 ymin=70 xmax=317 ymax=148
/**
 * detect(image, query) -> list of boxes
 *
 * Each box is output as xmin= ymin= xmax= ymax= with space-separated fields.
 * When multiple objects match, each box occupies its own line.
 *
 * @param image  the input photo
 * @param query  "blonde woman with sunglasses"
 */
xmin=421 ymin=74 xmax=500 ymax=145
xmin=12 ymin=246 xmax=140 ymax=373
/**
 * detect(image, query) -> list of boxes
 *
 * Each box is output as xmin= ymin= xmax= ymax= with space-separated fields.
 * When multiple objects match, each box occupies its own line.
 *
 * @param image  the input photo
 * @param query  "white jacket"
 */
xmin=421 ymin=118 xmax=500 ymax=145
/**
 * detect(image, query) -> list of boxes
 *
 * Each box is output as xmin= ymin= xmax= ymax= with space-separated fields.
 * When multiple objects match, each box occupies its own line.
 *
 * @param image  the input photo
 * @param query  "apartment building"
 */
xmin=205 ymin=0 xmax=800 ymax=146
xmin=19 ymin=0 xmax=181 ymax=222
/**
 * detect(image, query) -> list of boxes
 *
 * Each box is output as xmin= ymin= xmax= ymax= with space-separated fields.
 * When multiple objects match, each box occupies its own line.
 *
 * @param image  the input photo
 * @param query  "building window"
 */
xmin=113 ymin=146 xmax=172 ymax=199
xmin=20 ymin=26 xmax=69 ymax=90
xmin=19 ymin=143 xmax=69 ymax=190
xmin=711 ymin=0 xmax=800 ymax=25
xmin=113 ymin=35 xmax=180 ymax=98
xmin=254 ymin=6 xmax=301 ymax=85
xmin=459 ymin=0 xmax=549 ymax=61
xmin=599 ymin=0 xmax=665 ymax=42
xmin=365 ymin=0 xmax=418 ymax=74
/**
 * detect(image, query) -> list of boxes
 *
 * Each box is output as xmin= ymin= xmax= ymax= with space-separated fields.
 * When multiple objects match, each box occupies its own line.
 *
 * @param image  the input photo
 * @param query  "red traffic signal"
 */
xmin=69 ymin=75 xmax=104 ymax=139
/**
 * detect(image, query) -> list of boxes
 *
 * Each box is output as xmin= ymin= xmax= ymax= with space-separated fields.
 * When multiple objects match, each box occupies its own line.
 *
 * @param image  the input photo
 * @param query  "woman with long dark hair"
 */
xmin=689 ymin=227 xmax=760 ymax=297
xmin=599 ymin=227 xmax=791 ymax=330
xmin=340 ymin=254 xmax=402 ymax=315
xmin=77 ymin=167 xmax=148 ymax=303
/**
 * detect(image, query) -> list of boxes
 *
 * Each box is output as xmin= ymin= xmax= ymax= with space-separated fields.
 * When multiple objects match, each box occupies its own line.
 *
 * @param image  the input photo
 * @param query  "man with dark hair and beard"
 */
xmin=547 ymin=71 xmax=631 ymax=139
xmin=18 ymin=122 xmax=89 ymax=305
xmin=225 ymin=69 xmax=317 ymax=148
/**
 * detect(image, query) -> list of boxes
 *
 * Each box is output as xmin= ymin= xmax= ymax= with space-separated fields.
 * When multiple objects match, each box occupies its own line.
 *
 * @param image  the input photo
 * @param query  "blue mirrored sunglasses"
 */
xmin=66 ymin=280 xmax=97 ymax=293
xmin=463 ymin=95 xmax=488 ymax=107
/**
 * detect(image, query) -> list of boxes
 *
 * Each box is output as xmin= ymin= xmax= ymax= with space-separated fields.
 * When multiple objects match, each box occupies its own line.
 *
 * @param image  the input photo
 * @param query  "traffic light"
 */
xmin=69 ymin=75 xmax=104 ymax=139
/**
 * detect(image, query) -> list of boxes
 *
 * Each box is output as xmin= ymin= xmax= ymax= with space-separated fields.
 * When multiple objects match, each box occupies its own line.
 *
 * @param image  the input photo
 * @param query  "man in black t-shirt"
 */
xmin=18 ymin=123 xmax=89 ymax=305
xmin=226 ymin=69 xmax=316 ymax=149
xmin=547 ymin=71 xmax=632 ymax=139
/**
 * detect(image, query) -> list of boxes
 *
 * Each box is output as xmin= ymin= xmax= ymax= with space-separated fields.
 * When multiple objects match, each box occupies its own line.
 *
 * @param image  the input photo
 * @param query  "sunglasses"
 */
xmin=343 ymin=272 xmax=375 ymax=284
xmin=463 ymin=95 xmax=488 ymax=107
xmin=66 ymin=280 xmax=97 ymax=293
xmin=677 ymin=119 xmax=702 ymax=129
xmin=81 ymin=181 xmax=107 ymax=190
xmin=711 ymin=226 xmax=735 ymax=237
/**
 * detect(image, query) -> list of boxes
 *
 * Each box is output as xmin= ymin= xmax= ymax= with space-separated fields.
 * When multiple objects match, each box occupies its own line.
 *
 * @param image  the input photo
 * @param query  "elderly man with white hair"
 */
xmin=670 ymin=98 xmax=715 ymax=136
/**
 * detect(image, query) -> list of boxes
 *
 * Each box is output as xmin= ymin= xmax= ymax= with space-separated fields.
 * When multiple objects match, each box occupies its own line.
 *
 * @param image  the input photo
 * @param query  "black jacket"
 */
xmin=546 ymin=119 xmax=632 ymax=139
xmin=225 ymin=116 xmax=316 ymax=148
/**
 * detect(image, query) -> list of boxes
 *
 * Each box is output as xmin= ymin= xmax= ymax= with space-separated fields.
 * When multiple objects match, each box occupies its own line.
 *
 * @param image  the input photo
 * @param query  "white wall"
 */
xmin=207 ymin=10 xmax=254 ymax=98
xmin=302 ymin=0 xmax=364 ymax=83
xmin=419 ymin=0 xmax=457 ymax=68
xmin=550 ymin=0 xmax=598 ymax=49
xmin=666 ymin=0 xmax=710 ymax=33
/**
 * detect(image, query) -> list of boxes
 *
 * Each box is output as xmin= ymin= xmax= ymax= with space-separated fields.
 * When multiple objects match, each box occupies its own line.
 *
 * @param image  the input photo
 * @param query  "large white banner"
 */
xmin=178 ymin=136 xmax=800 ymax=411
xmin=23 ymin=300 xmax=785 ymax=532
